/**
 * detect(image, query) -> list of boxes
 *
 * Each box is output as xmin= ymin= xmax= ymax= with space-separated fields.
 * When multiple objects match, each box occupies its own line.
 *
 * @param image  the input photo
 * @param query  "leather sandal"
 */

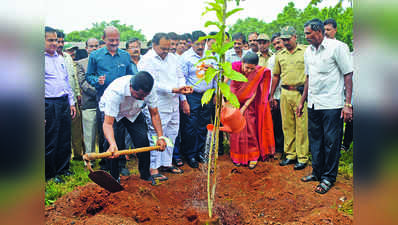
xmin=159 ymin=166 xmax=184 ymax=174
xmin=151 ymin=173 xmax=168 ymax=181
xmin=315 ymin=179 xmax=333 ymax=194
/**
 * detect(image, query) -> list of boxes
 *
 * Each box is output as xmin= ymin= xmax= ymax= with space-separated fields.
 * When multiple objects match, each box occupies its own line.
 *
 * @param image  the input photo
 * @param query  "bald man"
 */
xmin=86 ymin=26 xmax=134 ymax=175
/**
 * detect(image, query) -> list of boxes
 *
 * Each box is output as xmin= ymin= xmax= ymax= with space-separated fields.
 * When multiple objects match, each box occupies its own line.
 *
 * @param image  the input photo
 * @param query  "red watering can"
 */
xmin=207 ymin=104 xmax=246 ymax=133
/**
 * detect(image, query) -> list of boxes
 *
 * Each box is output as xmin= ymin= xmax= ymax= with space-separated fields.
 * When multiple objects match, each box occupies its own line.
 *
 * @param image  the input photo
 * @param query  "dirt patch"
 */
xmin=45 ymin=155 xmax=353 ymax=224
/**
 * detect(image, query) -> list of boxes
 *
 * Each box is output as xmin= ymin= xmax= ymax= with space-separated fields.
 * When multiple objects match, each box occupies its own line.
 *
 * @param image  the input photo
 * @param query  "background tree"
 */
xmin=64 ymin=20 xmax=146 ymax=42
xmin=228 ymin=0 xmax=353 ymax=51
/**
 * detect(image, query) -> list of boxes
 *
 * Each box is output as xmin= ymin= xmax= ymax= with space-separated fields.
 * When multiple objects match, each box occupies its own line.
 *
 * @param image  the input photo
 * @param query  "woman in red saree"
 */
xmin=229 ymin=52 xmax=275 ymax=169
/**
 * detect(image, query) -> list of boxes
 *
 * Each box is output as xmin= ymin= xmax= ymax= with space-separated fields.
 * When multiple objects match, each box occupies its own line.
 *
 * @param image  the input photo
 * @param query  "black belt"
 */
xmin=45 ymin=95 xmax=68 ymax=100
xmin=281 ymin=85 xmax=304 ymax=95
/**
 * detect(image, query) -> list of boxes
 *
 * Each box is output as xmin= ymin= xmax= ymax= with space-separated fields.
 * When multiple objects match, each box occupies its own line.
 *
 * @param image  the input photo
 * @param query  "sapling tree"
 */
xmin=197 ymin=0 xmax=246 ymax=218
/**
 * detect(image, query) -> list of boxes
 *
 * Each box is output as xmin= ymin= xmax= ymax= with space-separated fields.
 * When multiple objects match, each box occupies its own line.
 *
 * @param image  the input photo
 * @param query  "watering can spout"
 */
xmin=207 ymin=105 xmax=246 ymax=133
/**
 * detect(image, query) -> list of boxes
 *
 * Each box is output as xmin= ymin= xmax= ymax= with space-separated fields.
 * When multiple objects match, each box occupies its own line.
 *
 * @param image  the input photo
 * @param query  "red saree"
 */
xmin=229 ymin=61 xmax=275 ymax=165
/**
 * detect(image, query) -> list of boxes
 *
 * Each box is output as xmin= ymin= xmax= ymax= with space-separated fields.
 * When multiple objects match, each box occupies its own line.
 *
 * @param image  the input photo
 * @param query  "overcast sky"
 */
xmin=45 ymin=0 xmax=347 ymax=39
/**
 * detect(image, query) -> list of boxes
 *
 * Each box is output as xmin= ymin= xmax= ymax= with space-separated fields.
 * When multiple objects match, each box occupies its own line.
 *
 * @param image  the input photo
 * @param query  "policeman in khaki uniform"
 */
xmin=270 ymin=26 xmax=309 ymax=170
xmin=257 ymin=33 xmax=273 ymax=67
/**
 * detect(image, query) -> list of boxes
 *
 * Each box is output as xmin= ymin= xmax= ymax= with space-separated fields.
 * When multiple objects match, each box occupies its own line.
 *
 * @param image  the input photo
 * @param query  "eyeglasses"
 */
xmin=281 ymin=38 xmax=291 ymax=42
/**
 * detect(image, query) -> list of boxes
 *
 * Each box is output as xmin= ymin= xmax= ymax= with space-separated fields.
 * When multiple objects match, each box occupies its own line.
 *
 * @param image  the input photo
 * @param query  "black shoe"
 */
xmin=174 ymin=158 xmax=184 ymax=167
xmin=279 ymin=158 xmax=296 ymax=166
xmin=120 ymin=167 xmax=130 ymax=176
xmin=196 ymin=154 xmax=206 ymax=163
xmin=294 ymin=162 xmax=307 ymax=170
xmin=187 ymin=158 xmax=199 ymax=168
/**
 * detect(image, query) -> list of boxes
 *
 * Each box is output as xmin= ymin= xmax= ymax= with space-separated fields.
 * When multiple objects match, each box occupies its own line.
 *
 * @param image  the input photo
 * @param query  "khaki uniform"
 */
xmin=258 ymin=50 xmax=272 ymax=67
xmin=63 ymin=52 xmax=84 ymax=159
xmin=273 ymin=45 xmax=309 ymax=163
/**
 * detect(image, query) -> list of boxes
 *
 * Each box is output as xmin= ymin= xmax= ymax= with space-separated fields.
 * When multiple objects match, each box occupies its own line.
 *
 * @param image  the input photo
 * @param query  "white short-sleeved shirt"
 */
xmin=267 ymin=53 xmax=281 ymax=100
xmin=99 ymin=75 xmax=158 ymax=122
xmin=138 ymin=49 xmax=186 ymax=111
xmin=304 ymin=38 xmax=353 ymax=110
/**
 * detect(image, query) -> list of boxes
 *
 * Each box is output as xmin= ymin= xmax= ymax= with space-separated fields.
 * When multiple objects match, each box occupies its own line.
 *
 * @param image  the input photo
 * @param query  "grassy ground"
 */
xmin=45 ymin=160 xmax=91 ymax=206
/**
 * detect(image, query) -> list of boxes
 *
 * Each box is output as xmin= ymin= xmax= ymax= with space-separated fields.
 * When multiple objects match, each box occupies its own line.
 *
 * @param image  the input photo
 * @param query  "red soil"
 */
xmin=45 ymin=155 xmax=353 ymax=224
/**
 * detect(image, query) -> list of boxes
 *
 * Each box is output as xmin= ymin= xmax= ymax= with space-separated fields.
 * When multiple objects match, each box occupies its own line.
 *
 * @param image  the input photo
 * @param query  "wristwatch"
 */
xmin=344 ymin=103 xmax=353 ymax=108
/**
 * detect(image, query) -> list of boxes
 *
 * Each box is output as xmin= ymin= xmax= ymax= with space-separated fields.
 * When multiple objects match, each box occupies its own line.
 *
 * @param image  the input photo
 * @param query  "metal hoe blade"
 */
xmin=88 ymin=170 xmax=124 ymax=193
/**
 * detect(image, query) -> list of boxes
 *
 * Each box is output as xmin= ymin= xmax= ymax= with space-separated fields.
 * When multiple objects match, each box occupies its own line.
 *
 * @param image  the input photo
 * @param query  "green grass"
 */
xmin=45 ymin=160 xmax=91 ymax=206
xmin=338 ymin=143 xmax=353 ymax=179
xmin=339 ymin=199 xmax=353 ymax=215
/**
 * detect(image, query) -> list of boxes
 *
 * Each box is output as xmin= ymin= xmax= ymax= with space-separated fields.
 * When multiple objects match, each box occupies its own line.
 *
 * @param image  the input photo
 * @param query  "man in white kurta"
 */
xmin=138 ymin=32 xmax=192 ymax=180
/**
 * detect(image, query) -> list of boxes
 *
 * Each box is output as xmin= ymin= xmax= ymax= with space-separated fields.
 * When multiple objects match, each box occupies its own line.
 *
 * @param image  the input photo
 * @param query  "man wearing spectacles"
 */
xmin=270 ymin=26 xmax=309 ymax=171
xmin=178 ymin=30 xmax=217 ymax=169
xmin=138 ymin=32 xmax=193 ymax=180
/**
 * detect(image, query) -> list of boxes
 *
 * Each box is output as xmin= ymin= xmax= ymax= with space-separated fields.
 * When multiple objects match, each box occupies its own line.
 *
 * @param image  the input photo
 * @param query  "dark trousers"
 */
xmin=181 ymin=92 xmax=212 ymax=159
xmin=96 ymin=106 xmax=106 ymax=165
xmin=308 ymin=107 xmax=343 ymax=184
xmin=108 ymin=114 xmax=151 ymax=180
xmin=342 ymin=119 xmax=353 ymax=149
xmin=45 ymin=96 xmax=71 ymax=180
xmin=271 ymin=99 xmax=284 ymax=153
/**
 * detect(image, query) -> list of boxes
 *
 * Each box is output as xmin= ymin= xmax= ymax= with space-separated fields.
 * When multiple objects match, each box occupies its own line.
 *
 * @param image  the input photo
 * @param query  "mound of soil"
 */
xmin=45 ymin=155 xmax=353 ymax=224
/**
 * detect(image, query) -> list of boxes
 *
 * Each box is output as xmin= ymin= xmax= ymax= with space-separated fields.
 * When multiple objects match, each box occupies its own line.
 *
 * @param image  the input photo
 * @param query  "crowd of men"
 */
xmin=45 ymin=17 xmax=353 ymax=194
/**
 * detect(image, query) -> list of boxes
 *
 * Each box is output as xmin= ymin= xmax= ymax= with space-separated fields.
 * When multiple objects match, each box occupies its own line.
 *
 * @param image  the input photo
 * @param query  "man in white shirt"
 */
xmin=324 ymin=18 xmax=354 ymax=152
xmin=297 ymin=19 xmax=353 ymax=194
xmin=138 ymin=33 xmax=192 ymax=180
xmin=225 ymin=32 xmax=249 ymax=63
xmin=99 ymin=72 xmax=167 ymax=182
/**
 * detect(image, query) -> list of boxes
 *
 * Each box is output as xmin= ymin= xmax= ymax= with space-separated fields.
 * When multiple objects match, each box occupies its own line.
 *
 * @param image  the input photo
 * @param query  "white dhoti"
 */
xmin=145 ymin=109 xmax=180 ymax=169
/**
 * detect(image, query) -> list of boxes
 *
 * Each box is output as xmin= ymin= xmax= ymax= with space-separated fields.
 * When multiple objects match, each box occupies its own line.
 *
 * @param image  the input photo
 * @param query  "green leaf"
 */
xmin=205 ymin=67 xmax=219 ymax=84
xmin=198 ymin=34 xmax=217 ymax=42
xmin=226 ymin=8 xmax=244 ymax=19
xmin=216 ymin=11 xmax=223 ymax=22
xmin=194 ymin=56 xmax=218 ymax=66
xmin=221 ymin=61 xmax=233 ymax=74
xmin=227 ymin=70 xmax=248 ymax=82
xmin=202 ymin=6 xmax=217 ymax=16
xmin=205 ymin=21 xmax=222 ymax=29
xmin=221 ymin=62 xmax=248 ymax=82
xmin=201 ymin=88 xmax=215 ymax=105
xmin=208 ymin=2 xmax=222 ymax=12
xmin=218 ymin=41 xmax=235 ymax=55
xmin=219 ymin=82 xmax=240 ymax=108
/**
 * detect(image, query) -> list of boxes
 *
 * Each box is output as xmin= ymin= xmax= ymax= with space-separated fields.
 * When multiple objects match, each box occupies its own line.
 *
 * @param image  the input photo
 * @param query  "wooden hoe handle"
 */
xmin=83 ymin=146 xmax=161 ymax=161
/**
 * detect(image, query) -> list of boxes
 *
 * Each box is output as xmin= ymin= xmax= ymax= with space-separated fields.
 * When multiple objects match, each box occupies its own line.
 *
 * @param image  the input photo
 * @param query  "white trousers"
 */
xmin=146 ymin=110 xmax=179 ymax=169
xmin=82 ymin=108 xmax=97 ymax=154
